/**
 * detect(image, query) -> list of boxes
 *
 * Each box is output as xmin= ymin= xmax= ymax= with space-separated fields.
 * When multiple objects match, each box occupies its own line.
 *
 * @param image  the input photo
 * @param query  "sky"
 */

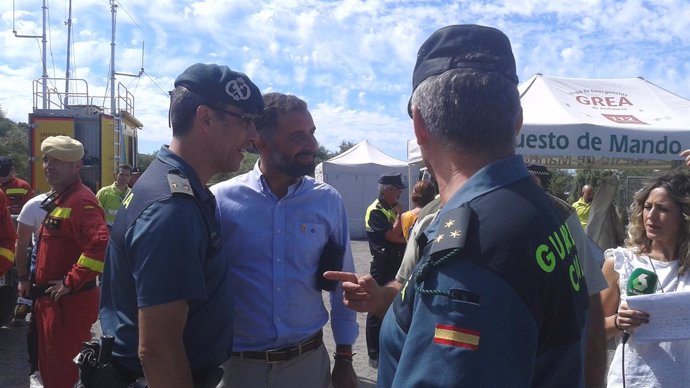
xmin=1 ymin=0 xmax=689 ymax=161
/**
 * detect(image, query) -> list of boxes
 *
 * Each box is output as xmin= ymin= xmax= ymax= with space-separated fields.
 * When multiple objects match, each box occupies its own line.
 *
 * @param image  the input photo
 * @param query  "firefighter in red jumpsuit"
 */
xmin=0 ymin=156 xmax=34 ymax=215
xmin=0 ymin=190 xmax=17 ymax=275
xmin=33 ymin=136 xmax=108 ymax=388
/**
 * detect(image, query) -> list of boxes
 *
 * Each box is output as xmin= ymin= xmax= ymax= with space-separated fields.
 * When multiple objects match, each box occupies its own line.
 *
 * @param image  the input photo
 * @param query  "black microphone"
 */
xmin=622 ymin=268 xmax=658 ymax=343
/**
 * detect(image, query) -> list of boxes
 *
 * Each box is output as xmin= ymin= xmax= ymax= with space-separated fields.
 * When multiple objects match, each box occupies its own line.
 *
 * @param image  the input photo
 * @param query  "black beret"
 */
xmin=378 ymin=173 xmax=407 ymax=189
xmin=408 ymin=24 xmax=518 ymax=117
xmin=174 ymin=63 xmax=264 ymax=114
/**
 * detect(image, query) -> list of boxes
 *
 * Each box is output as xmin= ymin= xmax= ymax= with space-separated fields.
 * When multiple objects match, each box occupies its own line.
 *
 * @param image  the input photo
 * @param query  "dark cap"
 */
xmin=378 ymin=173 xmax=407 ymax=189
xmin=526 ymin=163 xmax=551 ymax=189
xmin=409 ymin=24 xmax=519 ymax=116
xmin=174 ymin=63 xmax=264 ymax=114
xmin=0 ymin=156 xmax=12 ymax=177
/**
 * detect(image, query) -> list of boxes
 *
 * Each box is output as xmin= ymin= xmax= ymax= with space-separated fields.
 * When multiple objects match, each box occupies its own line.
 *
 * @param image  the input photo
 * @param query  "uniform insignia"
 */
xmin=122 ymin=192 xmax=133 ymax=208
xmin=434 ymin=324 xmax=480 ymax=350
xmin=429 ymin=207 xmax=471 ymax=255
xmin=167 ymin=173 xmax=193 ymax=196
xmin=44 ymin=217 xmax=62 ymax=230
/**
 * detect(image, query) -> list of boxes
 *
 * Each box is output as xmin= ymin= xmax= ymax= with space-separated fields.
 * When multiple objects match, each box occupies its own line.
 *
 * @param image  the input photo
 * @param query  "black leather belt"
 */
xmin=32 ymin=279 xmax=97 ymax=299
xmin=232 ymin=330 xmax=323 ymax=363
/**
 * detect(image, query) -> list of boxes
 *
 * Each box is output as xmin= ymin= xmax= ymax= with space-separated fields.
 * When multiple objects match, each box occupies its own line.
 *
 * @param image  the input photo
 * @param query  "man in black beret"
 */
xmin=362 ymin=172 xmax=407 ymax=368
xmin=327 ymin=25 xmax=589 ymax=387
xmin=99 ymin=63 xmax=263 ymax=387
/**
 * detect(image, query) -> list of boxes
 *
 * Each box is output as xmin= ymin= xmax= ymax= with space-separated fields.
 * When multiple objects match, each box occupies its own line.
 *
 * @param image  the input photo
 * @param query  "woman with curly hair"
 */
xmin=600 ymin=172 xmax=690 ymax=387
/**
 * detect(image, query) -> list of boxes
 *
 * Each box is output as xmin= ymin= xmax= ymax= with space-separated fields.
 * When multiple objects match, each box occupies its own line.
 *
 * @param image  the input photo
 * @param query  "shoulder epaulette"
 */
xmin=167 ymin=173 xmax=194 ymax=196
xmin=429 ymin=206 xmax=472 ymax=255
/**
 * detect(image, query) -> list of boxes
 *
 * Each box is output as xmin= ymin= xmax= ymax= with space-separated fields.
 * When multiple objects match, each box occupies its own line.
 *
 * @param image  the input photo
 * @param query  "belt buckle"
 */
xmin=264 ymin=344 xmax=301 ymax=364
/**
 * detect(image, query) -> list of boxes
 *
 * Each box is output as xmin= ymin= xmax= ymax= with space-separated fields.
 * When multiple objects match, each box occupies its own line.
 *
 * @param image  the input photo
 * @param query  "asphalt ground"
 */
xmin=0 ymin=239 xmax=377 ymax=387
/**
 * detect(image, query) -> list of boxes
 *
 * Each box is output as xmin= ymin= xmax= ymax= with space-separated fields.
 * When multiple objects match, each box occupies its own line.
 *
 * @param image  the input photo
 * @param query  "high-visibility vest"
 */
xmin=365 ymin=199 xmax=396 ymax=232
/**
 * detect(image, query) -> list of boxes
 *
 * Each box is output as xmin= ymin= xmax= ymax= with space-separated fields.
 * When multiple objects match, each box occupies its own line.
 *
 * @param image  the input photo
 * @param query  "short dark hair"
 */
xmin=169 ymin=86 xmax=224 ymax=137
xmin=254 ymin=93 xmax=308 ymax=140
xmin=411 ymin=69 xmax=521 ymax=154
xmin=117 ymin=164 xmax=132 ymax=174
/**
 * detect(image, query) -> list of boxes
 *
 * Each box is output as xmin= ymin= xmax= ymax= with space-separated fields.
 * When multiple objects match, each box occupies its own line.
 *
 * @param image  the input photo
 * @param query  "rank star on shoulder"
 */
xmin=444 ymin=219 xmax=455 ymax=228
xmin=450 ymin=230 xmax=461 ymax=238
xmin=436 ymin=234 xmax=445 ymax=243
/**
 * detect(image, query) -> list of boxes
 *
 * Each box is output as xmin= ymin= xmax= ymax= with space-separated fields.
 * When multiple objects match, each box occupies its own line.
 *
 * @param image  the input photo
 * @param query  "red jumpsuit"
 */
xmin=1 ymin=175 xmax=33 ymax=215
xmin=34 ymin=179 xmax=108 ymax=388
xmin=0 ymin=191 xmax=17 ymax=275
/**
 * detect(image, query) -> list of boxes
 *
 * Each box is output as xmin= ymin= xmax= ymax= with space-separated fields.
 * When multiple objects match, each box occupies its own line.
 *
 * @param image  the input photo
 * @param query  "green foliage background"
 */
xmin=0 ymin=109 xmax=31 ymax=183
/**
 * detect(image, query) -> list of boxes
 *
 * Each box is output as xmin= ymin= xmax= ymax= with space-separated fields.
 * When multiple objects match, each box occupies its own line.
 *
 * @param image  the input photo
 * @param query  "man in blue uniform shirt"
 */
xmin=329 ymin=25 xmax=589 ymax=387
xmin=377 ymin=24 xmax=589 ymax=387
xmin=211 ymin=93 xmax=358 ymax=388
xmin=99 ymin=63 xmax=263 ymax=388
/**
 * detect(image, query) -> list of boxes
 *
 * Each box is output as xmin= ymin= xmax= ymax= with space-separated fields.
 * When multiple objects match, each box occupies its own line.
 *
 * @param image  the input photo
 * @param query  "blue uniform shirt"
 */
xmin=100 ymin=146 xmax=233 ymax=374
xmin=378 ymin=155 xmax=589 ymax=387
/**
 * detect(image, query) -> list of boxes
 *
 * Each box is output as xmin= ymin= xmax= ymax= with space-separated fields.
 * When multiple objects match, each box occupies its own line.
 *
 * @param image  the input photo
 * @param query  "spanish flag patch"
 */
xmin=434 ymin=324 xmax=480 ymax=350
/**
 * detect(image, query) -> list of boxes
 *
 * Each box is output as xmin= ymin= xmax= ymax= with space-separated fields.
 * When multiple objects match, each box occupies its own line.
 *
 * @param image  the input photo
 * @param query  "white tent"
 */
xmin=315 ymin=140 xmax=409 ymax=239
xmin=518 ymin=74 xmax=690 ymax=169
xmin=406 ymin=74 xmax=690 ymax=169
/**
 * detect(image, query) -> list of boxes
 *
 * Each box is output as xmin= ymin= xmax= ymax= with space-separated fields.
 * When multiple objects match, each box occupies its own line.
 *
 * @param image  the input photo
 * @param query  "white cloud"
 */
xmin=1 ymin=0 xmax=689 ymax=162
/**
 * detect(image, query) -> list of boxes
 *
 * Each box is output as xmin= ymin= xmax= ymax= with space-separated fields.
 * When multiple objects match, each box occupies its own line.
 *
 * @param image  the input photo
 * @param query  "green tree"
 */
xmin=337 ymin=141 xmax=356 ymax=154
xmin=136 ymin=151 xmax=157 ymax=171
xmin=547 ymin=169 xmax=573 ymax=201
xmin=208 ymin=153 xmax=259 ymax=186
xmin=0 ymin=114 xmax=31 ymax=184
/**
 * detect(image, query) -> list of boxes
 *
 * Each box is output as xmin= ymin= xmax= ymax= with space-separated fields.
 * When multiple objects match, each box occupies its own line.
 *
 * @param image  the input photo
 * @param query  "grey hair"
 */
xmin=410 ymin=69 xmax=521 ymax=154
xmin=378 ymin=184 xmax=396 ymax=195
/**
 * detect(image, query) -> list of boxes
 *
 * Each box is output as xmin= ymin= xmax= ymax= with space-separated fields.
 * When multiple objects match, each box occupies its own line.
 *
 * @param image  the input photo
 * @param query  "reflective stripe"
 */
xmin=0 ymin=247 xmax=15 ymax=263
xmin=50 ymin=207 xmax=72 ymax=219
xmin=77 ymin=254 xmax=104 ymax=273
xmin=6 ymin=188 xmax=28 ymax=195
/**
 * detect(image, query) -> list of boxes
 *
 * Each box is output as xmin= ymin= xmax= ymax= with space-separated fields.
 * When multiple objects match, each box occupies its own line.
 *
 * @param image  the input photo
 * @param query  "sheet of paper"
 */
xmin=626 ymin=291 xmax=690 ymax=342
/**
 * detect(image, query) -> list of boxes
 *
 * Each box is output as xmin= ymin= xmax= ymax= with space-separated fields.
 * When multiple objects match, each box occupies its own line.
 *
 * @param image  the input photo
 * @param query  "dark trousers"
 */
xmin=366 ymin=314 xmax=383 ymax=360
xmin=366 ymin=251 xmax=403 ymax=360
xmin=27 ymin=311 xmax=38 ymax=373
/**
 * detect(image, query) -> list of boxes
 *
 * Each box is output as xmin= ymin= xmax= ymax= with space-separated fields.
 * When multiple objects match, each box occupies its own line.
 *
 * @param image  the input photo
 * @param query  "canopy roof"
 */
xmin=518 ymin=74 xmax=690 ymax=169
xmin=326 ymin=139 xmax=407 ymax=167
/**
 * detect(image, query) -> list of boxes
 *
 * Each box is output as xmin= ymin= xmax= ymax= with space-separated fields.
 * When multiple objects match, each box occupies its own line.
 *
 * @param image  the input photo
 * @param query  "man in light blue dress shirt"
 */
xmin=212 ymin=93 xmax=359 ymax=388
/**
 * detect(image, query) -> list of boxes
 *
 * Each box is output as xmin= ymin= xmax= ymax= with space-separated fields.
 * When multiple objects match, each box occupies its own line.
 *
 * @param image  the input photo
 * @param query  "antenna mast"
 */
xmin=64 ymin=0 xmax=73 ymax=106
xmin=110 ymin=0 xmax=117 ymax=117
xmin=13 ymin=0 xmax=48 ymax=109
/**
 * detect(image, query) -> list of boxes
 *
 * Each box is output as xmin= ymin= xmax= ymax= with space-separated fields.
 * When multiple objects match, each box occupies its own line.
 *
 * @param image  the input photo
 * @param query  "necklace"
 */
xmin=647 ymin=257 xmax=665 ymax=293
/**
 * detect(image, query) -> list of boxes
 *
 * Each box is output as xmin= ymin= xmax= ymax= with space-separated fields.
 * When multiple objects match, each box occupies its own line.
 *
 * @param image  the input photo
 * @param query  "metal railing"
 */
xmin=33 ymin=77 xmax=135 ymax=116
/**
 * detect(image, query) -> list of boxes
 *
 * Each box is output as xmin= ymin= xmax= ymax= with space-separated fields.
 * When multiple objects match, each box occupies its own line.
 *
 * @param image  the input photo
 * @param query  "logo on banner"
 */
xmin=602 ymin=114 xmax=648 ymax=125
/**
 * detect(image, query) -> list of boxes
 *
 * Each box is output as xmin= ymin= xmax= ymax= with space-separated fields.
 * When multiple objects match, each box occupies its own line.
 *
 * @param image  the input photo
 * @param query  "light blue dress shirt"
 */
xmin=211 ymin=162 xmax=359 ymax=351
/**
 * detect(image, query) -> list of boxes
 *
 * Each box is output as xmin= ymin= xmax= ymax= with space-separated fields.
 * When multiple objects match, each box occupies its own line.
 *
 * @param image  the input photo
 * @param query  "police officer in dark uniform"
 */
xmin=99 ymin=63 xmax=263 ymax=388
xmin=364 ymin=173 xmax=407 ymax=368
xmin=374 ymin=25 xmax=589 ymax=387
